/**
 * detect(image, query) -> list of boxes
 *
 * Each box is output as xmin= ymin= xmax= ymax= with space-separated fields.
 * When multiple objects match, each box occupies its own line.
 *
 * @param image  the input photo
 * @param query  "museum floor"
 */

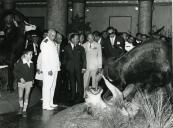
xmin=0 ymin=101 xmax=67 ymax=128
xmin=0 ymin=85 xmax=78 ymax=128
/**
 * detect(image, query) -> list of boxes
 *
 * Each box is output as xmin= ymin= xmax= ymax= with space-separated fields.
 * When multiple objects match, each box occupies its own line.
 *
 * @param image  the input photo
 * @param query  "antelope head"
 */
xmin=85 ymin=74 xmax=139 ymax=117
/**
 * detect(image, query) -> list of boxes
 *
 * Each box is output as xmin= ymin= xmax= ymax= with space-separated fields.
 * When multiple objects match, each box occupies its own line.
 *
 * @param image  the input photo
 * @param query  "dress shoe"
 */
xmin=7 ymin=88 xmax=14 ymax=93
xmin=10 ymin=88 xmax=14 ymax=93
xmin=43 ymin=107 xmax=54 ymax=110
xmin=22 ymin=111 xmax=27 ymax=117
xmin=17 ymin=107 xmax=23 ymax=115
xmin=50 ymin=104 xmax=58 ymax=108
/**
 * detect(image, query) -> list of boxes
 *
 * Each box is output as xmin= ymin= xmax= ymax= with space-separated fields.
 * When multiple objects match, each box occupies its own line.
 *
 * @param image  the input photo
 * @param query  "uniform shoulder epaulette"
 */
xmin=44 ymin=39 xmax=48 ymax=43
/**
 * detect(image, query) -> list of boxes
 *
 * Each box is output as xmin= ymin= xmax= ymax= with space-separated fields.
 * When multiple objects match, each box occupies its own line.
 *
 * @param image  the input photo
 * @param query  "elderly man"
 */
xmin=40 ymin=29 xmax=60 ymax=110
xmin=83 ymin=33 xmax=102 ymax=98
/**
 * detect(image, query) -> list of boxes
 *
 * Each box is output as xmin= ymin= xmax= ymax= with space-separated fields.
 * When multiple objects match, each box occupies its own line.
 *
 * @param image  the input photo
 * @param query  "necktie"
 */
xmin=111 ymin=38 xmax=114 ymax=46
xmin=25 ymin=40 xmax=28 ymax=49
xmin=33 ymin=43 xmax=37 ymax=55
xmin=73 ymin=45 xmax=76 ymax=50
xmin=89 ymin=43 xmax=91 ymax=48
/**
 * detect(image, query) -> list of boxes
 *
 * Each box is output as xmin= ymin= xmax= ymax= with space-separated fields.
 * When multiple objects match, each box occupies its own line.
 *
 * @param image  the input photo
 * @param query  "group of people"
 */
xmin=13 ymin=25 xmax=168 ymax=117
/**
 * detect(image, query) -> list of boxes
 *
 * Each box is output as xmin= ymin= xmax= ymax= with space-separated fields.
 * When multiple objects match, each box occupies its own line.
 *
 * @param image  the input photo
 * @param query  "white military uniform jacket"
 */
xmin=83 ymin=41 xmax=102 ymax=70
xmin=40 ymin=37 xmax=60 ymax=72
xmin=35 ymin=52 xmax=43 ymax=80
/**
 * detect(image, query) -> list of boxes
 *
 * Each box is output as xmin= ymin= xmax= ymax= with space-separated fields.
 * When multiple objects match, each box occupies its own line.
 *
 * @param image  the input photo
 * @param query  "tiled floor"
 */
xmin=0 ymin=102 xmax=67 ymax=128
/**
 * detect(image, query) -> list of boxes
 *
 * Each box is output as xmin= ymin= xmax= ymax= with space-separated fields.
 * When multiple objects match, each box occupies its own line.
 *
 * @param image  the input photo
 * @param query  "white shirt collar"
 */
xmin=46 ymin=37 xmax=54 ymax=44
xmin=110 ymin=36 xmax=115 ymax=45
xmin=88 ymin=41 xmax=92 ymax=44
xmin=88 ymin=41 xmax=97 ymax=49
xmin=98 ymin=38 xmax=101 ymax=44
xmin=70 ymin=42 xmax=75 ymax=49
xmin=87 ymin=41 xmax=92 ymax=46
xmin=110 ymin=36 xmax=115 ymax=40
xmin=22 ymin=58 xmax=32 ymax=67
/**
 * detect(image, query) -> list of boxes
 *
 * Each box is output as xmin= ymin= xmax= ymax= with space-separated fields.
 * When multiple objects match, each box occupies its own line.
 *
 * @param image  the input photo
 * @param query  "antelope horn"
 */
xmin=13 ymin=19 xmax=18 ymax=27
xmin=24 ymin=21 xmax=30 ymax=25
xmin=101 ymin=74 xmax=123 ymax=101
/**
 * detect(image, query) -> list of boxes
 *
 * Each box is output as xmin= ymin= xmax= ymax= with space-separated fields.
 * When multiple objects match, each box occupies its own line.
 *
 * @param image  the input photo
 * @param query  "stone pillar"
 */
xmin=47 ymin=0 xmax=67 ymax=36
xmin=0 ymin=3 xmax=3 ymax=19
xmin=138 ymin=0 xmax=153 ymax=34
xmin=2 ymin=0 xmax=15 ymax=10
xmin=72 ymin=0 xmax=86 ymax=19
xmin=0 ymin=0 xmax=15 ymax=21
xmin=72 ymin=0 xmax=86 ymax=33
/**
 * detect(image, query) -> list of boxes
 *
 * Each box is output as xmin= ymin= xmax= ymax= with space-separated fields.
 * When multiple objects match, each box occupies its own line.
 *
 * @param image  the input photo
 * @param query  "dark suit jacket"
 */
xmin=14 ymin=59 xmax=34 ymax=82
xmin=59 ymin=38 xmax=68 ymax=65
xmin=102 ymin=36 xmax=125 ymax=60
xmin=63 ymin=43 xmax=86 ymax=73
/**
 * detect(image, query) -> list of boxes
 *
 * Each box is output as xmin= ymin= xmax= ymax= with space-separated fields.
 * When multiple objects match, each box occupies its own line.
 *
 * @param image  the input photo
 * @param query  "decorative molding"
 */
xmin=0 ymin=1 xmax=47 ymax=7
xmin=71 ymin=0 xmax=86 ymax=3
xmin=138 ymin=0 xmax=154 ymax=2
xmin=86 ymin=1 xmax=138 ymax=6
xmin=17 ymin=2 xmax=47 ymax=7
xmin=0 ymin=0 xmax=171 ymax=7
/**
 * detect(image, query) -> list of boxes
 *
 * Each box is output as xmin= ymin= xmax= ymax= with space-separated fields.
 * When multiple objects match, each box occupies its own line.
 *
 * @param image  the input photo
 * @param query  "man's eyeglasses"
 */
xmin=108 ymin=32 xmax=115 ymax=35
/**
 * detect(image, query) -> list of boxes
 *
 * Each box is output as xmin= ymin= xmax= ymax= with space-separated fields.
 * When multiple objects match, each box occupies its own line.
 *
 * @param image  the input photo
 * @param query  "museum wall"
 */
xmin=85 ymin=5 xmax=172 ymax=36
xmin=85 ymin=6 xmax=138 ymax=35
xmin=152 ymin=5 xmax=172 ymax=37
xmin=17 ymin=7 xmax=48 ymax=29
xmin=17 ymin=4 xmax=171 ymax=36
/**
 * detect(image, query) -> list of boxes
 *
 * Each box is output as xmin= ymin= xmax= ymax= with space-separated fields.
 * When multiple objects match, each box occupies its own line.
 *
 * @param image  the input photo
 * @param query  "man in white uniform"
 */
xmin=83 ymin=33 xmax=102 ymax=98
xmin=40 ymin=29 xmax=60 ymax=110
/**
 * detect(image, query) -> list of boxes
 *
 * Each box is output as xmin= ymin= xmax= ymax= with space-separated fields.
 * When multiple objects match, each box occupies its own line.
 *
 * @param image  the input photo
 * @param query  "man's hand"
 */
xmin=97 ymin=68 xmax=102 ymax=75
xmin=48 ymin=71 xmax=53 ymax=76
xmin=20 ymin=78 xmax=26 ymax=84
xmin=82 ymin=69 xmax=86 ymax=74
xmin=36 ymin=69 xmax=42 ymax=74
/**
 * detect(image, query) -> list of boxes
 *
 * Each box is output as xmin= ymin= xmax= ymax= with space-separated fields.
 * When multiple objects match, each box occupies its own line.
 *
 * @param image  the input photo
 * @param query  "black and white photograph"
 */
xmin=0 ymin=0 xmax=172 ymax=128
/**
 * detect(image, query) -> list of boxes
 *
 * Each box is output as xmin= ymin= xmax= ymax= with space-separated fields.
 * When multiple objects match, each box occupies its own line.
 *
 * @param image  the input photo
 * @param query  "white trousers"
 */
xmin=42 ymin=71 xmax=58 ymax=108
xmin=83 ymin=69 xmax=99 ymax=97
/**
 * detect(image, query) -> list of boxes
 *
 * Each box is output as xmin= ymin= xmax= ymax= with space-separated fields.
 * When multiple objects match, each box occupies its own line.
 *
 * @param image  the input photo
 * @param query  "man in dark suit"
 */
xmin=101 ymin=27 xmax=125 ymax=96
xmin=63 ymin=33 xmax=86 ymax=103
xmin=93 ymin=31 xmax=104 ymax=45
xmin=25 ymin=32 xmax=40 ymax=64
xmin=102 ymin=27 xmax=125 ymax=61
